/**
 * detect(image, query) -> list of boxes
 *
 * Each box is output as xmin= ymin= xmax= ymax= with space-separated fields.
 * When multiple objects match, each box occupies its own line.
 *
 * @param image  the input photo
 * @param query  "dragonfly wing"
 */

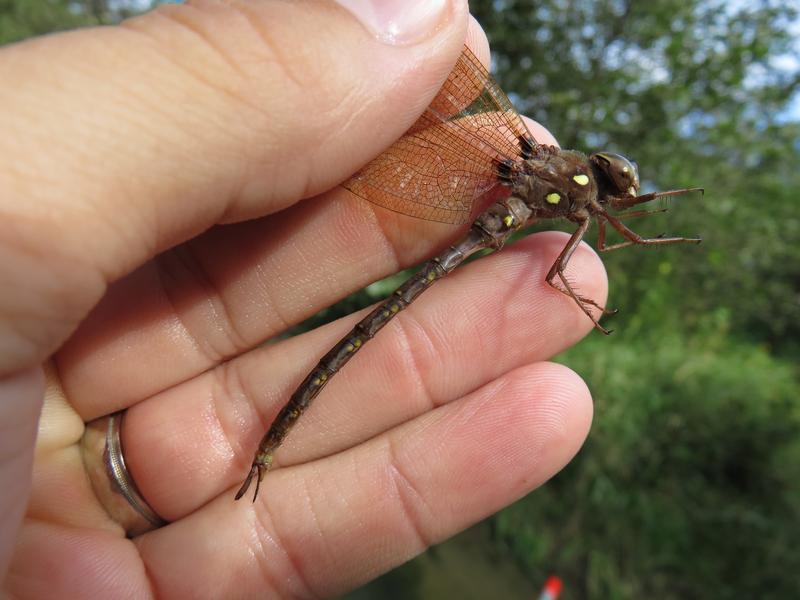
xmin=344 ymin=46 xmax=536 ymax=225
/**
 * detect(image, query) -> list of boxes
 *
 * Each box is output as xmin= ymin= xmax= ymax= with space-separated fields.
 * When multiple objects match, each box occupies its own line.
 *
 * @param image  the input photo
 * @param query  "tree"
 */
xmin=472 ymin=0 xmax=800 ymax=351
xmin=467 ymin=1 xmax=800 ymax=597
xmin=0 ymin=0 xmax=145 ymax=45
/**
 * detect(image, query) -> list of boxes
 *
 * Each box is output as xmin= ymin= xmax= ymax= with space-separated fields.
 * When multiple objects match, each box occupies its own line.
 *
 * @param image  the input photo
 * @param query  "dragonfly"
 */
xmin=236 ymin=45 xmax=702 ymax=501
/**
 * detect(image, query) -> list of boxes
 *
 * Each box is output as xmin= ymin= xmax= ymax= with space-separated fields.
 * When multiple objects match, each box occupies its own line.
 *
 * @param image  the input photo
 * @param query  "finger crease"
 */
xmin=121 ymin=14 xmax=266 ymax=118
xmin=231 ymin=3 xmax=307 ymax=92
xmin=360 ymin=201 xmax=403 ymax=278
xmin=385 ymin=436 xmax=433 ymax=551
xmin=257 ymin=492 xmax=319 ymax=599
xmin=246 ymin=507 xmax=284 ymax=598
xmin=139 ymin=547 xmax=165 ymax=600
xmin=211 ymin=359 xmax=255 ymax=462
xmin=390 ymin=313 xmax=438 ymax=413
xmin=183 ymin=242 xmax=250 ymax=355
xmin=151 ymin=8 xmax=248 ymax=80
xmin=158 ymin=242 xmax=249 ymax=362
xmin=249 ymin=260 xmax=293 ymax=335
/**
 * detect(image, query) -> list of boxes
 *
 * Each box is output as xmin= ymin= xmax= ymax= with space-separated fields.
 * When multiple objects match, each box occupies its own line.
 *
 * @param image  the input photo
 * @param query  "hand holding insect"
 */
xmin=1 ymin=2 xmax=603 ymax=597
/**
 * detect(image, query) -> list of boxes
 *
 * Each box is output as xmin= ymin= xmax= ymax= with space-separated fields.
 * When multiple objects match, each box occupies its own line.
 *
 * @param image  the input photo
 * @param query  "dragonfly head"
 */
xmin=590 ymin=152 xmax=640 ymax=200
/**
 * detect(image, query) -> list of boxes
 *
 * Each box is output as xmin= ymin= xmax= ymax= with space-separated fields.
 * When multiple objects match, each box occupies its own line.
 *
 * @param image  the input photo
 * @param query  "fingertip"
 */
xmin=509 ymin=362 xmax=594 ymax=489
xmin=465 ymin=14 xmax=491 ymax=67
xmin=447 ymin=361 xmax=592 ymax=502
xmin=530 ymin=361 xmax=594 ymax=452
xmin=382 ymin=360 xmax=593 ymax=527
xmin=523 ymin=116 xmax=560 ymax=147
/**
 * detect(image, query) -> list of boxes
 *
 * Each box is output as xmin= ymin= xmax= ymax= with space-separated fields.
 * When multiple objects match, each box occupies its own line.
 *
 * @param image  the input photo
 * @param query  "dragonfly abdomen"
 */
xmin=237 ymin=199 xmax=531 ymax=501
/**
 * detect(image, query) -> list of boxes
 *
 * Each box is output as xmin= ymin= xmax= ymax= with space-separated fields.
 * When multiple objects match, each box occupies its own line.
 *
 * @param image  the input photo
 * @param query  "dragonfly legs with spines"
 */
xmin=597 ymin=191 xmax=702 ymax=252
xmin=544 ymin=217 xmax=616 ymax=335
xmin=543 ymin=187 xmax=703 ymax=334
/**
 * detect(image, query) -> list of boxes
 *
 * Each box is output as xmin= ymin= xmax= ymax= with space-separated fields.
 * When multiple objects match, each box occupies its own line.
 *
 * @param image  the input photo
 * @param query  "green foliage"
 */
xmin=470 ymin=2 xmax=800 ymax=597
xmin=494 ymin=327 xmax=800 ymax=598
xmin=0 ymin=0 xmax=89 ymax=43
xmin=0 ymin=0 xmax=148 ymax=46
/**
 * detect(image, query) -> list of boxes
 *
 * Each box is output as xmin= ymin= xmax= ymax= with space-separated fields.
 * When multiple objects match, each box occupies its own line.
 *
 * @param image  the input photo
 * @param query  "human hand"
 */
xmin=1 ymin=1 xmax=602 ymax=596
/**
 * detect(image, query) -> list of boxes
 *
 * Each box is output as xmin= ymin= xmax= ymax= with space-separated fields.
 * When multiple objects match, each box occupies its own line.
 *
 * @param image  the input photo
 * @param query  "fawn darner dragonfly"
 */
xmin=236 ymin=45 xmax=702 ymax=501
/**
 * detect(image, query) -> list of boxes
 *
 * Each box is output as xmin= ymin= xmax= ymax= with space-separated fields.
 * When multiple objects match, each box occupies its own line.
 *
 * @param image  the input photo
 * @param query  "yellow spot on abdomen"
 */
xmin=572 ymin=174 xmax=589 ymax=186
xmin=546 ymin=192 xmax=561 ymax=204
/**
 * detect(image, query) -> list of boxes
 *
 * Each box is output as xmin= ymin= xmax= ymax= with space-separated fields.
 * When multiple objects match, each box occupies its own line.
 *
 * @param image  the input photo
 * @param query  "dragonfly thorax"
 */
xmin=512 ymin=147 xmax=599 ymax=220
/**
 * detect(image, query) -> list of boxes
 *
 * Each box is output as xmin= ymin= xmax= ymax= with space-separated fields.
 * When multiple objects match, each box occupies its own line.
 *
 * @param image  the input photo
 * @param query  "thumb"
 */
xmin=0 ymin=0 xmax=470 ymax=375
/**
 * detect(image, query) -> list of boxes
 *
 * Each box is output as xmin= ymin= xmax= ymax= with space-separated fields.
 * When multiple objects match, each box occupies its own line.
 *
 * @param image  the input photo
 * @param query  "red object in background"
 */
xmin=537 ymin=575 xmax=563 ymax=600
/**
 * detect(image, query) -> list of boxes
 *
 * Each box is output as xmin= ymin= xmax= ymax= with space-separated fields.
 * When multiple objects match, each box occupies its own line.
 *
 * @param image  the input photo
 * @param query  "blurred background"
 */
xmin=4 ymin=0 xmax=798 ymax=597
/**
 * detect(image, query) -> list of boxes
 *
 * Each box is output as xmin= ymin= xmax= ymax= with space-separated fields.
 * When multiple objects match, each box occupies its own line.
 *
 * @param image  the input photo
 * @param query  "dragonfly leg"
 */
xmin=546 ymin=219 xmax=614 ymax=333
xmin=598 ymin=209 xmax=676 ymax=252
xmin=602 ymin=212 xmax=702 ymax=248
xmin=614 ymin=207 xmax=669 ymax=221
xmin=597 ymin=218 xmax=636 ymax=252
xmin=610 ymin=187 xmax=703 ymax=210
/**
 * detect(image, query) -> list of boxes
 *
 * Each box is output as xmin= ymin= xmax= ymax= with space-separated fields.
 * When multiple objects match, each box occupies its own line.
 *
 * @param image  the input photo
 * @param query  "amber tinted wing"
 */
xmin=344 ymin=46 xmax=535 ymax=225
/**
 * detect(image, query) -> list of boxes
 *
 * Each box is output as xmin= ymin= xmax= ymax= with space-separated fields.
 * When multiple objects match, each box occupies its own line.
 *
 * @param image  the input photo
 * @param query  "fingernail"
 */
xmin=333 ymin=0 xmax=451 ymax=46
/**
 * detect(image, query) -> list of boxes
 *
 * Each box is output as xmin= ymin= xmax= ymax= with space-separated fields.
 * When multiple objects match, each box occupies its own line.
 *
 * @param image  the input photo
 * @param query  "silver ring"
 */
xmin=82 ymin=411 xmax=168 ymax=537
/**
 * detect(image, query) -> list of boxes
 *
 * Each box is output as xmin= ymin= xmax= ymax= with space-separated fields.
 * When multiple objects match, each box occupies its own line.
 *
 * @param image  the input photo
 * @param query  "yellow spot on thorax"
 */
xmin=573 ymin=174 xmax=589 ymax=186
xmin=546 ymin=192 xmax=561 ymax=204
xmin=503 ymin=215 xmax=515 ymax=227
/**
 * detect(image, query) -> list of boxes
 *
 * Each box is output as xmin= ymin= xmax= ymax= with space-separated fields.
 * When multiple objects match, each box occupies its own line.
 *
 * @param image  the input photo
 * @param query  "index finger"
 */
xmin=0 ymin=0 xmax=470 ymax=375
